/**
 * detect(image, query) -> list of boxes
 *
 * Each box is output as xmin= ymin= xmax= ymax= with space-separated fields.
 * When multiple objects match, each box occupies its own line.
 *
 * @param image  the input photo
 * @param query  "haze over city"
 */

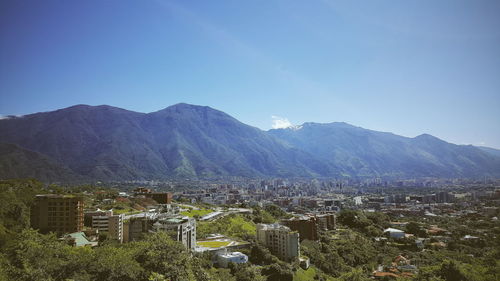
xmin=1 ymin=0 xmax=500 ymax=148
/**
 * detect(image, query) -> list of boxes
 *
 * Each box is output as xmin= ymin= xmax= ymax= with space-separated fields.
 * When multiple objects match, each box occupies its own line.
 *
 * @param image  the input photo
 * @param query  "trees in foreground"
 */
xmin=2 ymin=229 xmax=209 ymax=281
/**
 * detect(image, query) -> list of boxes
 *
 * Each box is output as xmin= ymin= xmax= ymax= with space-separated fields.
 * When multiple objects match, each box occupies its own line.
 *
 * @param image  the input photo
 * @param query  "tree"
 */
xmin=264 ymin=205 xmax=291 ymax=220
xmin=250 ymin=244 xmax=278 ymax=265
xmin=406 ymin=222 xmax=426 ymax=237
xmin=261 ymin=262 xmax=293 ymax=281
xmin=233 ymin=265 xmax=266 ymax=281
xmin=131 ymin=231 xmax=211 ymax=281
xmin=0 ymin=253 xmax=10 ymax=280
xmin=207 ymin=268 xmax=237 ymax=281
xmin=4 ymin=228 xmax=79 ymax=280
xmin=438 ymin=260 xmax=468 ymax=281
xmin=252 ymin=207 xmax=275 ymax=224
xmin=338 ymin=210 xmax=371 ymax=230
xmin=337 ymin=268 xmax=371 ymax=281
xmin=90 ymin=245 xmax=144 ymax=281
xmin=0 ymin=179 xmax=44 ymax=247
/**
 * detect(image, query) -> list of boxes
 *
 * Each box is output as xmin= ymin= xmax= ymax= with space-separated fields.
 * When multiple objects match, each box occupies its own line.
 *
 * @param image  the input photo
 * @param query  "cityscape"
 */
xmin=1 ymin=176 xmax=498 ymax=280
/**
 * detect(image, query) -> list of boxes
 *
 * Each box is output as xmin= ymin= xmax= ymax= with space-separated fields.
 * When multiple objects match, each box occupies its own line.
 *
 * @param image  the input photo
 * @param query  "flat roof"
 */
xmin=384 ymin=228 xmax=404 ymax=233
xmin=35 ymin=194 xmax=79 ymax=199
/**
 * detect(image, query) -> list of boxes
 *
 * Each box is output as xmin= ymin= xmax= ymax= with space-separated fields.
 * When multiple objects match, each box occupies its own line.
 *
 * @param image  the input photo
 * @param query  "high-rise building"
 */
xmin=283 ymin=213 xmax=336 ymax=241
xmin=30 ymin=194 xmax=84 ymax=234
xmin=316 ymin=213 xmax=336 ymax=231
xmin=256 ymin=223 xmax=300 ymax=261
xmin=283 ymin=217 xmax=318 ymax=241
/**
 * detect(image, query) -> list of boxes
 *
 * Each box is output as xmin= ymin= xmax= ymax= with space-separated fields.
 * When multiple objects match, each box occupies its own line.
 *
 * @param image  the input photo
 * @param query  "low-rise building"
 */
xmin=384 ymin=228 xmax=405 ymax=239
xmin=62 ymin=232 xmax=98 ymax=247
xmin=153 ymin=216 xmax=196 ymax=249
xmin=216 ymin=250 xmax=248 ymax=267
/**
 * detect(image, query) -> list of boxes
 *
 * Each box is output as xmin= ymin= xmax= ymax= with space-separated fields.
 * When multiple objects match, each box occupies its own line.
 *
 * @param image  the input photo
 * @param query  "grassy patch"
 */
xmin=181 ymin=209 xmax=213 ymax=218
xmin=197 ymin=240 xmax=231 ymax=248
xmin=294 ymin=267 xmax=317 ymax=281
xmin=227 ymin=215 xmax=256 ymax=237
xmin=113 ymin=208 xmax=141 ymax=215
xmin=294 ymin=267 xmax=334 ymax=281
xmin=197 ymin=214 xmax=256 ymax=239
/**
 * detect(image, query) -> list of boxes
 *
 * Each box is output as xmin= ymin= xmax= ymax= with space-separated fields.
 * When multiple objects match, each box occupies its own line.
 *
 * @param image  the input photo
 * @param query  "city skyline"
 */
xmin=1 ymin=0 xmax=499 ymax=148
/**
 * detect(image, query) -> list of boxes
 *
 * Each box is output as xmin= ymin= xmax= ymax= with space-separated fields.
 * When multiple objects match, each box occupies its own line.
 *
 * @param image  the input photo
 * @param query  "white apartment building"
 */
xmin=256 ymin=223 xmax=300 ymax=261
xmin=91 ymin=211 xmax=124 ymax=242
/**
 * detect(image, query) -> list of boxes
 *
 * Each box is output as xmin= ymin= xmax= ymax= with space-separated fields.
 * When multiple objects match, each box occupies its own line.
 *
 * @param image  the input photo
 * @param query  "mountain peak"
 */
xmin=154 ymin=103 xmax=213 ymax=113
xmin=60 ymin=104 xmax=127 ymax=112
xmin=152 ymin=103 xmax=233 ymax=120
xmin=298 ymin=121 xmax=356 ymax=129
xmin=414 ymin=133 xmax=439 ymax=140
xmin=169 ymin=102 xmax=204 ymax=108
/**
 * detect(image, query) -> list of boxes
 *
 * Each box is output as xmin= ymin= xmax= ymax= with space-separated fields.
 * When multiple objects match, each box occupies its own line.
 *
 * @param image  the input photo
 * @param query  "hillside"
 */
xmin=0 ymin=104 xmax=330 ymax=180
xmin=0 ymin=104 xmax=499 ymax=181
xmin=268 ymin=123 xmax=500 ymax=178
xmin=0 ymin=143 xmax=81 ymax=182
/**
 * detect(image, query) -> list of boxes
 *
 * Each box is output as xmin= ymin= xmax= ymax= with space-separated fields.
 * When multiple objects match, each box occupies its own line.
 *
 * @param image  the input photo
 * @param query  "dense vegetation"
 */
xmin=1 ymin=179 xmax=499 ymax=280
xmin=1 ymin=229 xmax=211 ymax=281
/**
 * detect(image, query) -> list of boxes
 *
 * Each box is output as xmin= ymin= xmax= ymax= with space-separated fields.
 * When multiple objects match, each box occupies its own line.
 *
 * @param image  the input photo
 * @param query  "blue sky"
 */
xmin=1 ymin=0 xmax=499 ymax=148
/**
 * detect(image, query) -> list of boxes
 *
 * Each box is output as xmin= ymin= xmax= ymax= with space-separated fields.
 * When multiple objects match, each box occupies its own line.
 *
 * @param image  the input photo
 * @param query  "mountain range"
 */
xmin=0 ymin=103 xmax=499 ymax=182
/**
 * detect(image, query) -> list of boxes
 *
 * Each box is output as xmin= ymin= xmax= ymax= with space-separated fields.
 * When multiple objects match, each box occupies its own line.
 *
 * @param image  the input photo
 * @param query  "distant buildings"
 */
xmin=436 ymin=191 xmax=455 ymax=203
xmin=256 ymin=223 xmax=300 ymax=261
xmin=373 ymin=255 xmax=418 ymax=279
xmin=30 ymin=194 xmax=84 ymax=234
xmin=408 ymin=192 xmax=455 ymax=204
xmin=385 ymin=194 xmax=407 ymax=204
xmin=133 ymin=187 xmax=173 ymax=204
xmin=384 ymin=228 xmax=405 ymax=239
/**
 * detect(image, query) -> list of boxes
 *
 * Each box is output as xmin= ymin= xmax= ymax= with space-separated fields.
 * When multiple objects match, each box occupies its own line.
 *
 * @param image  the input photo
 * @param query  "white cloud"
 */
xmin=0 ymin=115 xmax=23 ymax=120
xmin=271 ymin=115 xmax=293 ymax=129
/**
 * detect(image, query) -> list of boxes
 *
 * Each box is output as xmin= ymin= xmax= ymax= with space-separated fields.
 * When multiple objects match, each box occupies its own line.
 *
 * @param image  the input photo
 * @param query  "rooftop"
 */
xmin=258 ymin=223 xmax=292 ymax=231
xmin=384 ymin=228 xmax=405 ymax=233
xmin=218 ymin=251 xmax=246 ymax=258
xmin=36 ymin=194 xmax=78 ymax=199
xmin=63 ymin=232 xmax=97 ymax=247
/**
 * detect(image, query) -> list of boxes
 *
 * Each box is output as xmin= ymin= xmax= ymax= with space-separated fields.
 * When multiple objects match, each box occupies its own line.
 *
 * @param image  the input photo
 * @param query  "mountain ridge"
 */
xmin=1 ymin=103 xmax=499 ymax=181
